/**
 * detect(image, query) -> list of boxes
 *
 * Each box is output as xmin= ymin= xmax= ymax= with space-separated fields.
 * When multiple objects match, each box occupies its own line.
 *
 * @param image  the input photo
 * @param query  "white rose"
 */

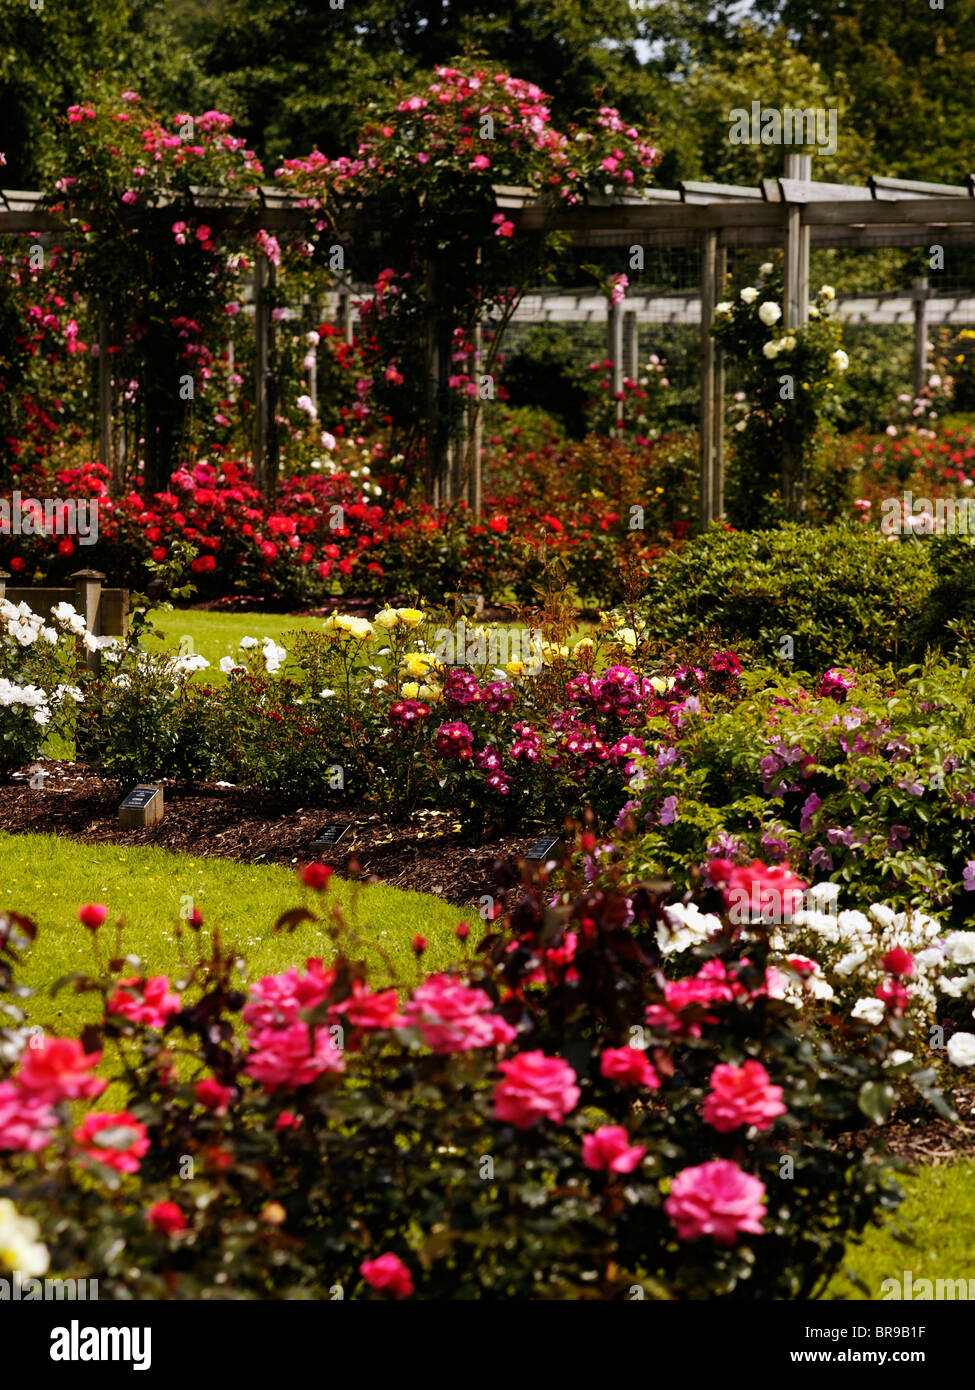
xmin=759 ymin=262 xmax=773 ymax=276
xmin=831 ymin=349 xmax=849 ymax=372
xmin=835 ymin=950 xmax=868 ymax=977
xmin=758 ymin=301 xmax=782 ymax=326
xmin=869 ymin=904 xmax=895 ymax=928
xmin=740 ymin=287 xmax=759 ymax=304
xmin=820 ymin=285 xmax=835 ymax=300
xmin=762 ymin=341 xmax=780 ymax=359
xmin=714 ymin=301 xmax=733 ymax=317
xmin=851 ymin=997 xmax=886 ymax=1025
xmin=946 ymin=932 xmax=975 ymax=965
xmin=947 ymin=1031 xmax=975 ymax=1066
xmin=886 ymin=1050 xmax=914 ymax=1067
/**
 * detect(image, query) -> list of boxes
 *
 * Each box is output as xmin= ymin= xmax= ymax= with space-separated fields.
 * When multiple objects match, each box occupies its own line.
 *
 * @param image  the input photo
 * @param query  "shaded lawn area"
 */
xmin=1 ymin=831 xmax=477 ymax=1038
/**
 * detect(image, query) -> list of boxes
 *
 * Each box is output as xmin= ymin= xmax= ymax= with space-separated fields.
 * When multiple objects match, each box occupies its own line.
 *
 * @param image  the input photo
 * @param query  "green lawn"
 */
xmin=143 ymin=607 xmax=328 ymax=675
xmin=2 ymin=831 xmax=477 ymax=1038
xmin=826 ymin=1161 xmax=975 ymax=1300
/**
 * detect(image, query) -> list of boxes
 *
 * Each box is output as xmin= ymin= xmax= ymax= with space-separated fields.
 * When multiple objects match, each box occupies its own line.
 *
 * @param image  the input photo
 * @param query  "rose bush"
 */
xmin=0 ymin=850 xmax=940 ymax=1300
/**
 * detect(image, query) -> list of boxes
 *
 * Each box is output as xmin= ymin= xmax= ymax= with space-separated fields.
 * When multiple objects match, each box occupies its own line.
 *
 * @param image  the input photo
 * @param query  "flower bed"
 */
xmin=0 ymin=853 xmax=937 ymax=1300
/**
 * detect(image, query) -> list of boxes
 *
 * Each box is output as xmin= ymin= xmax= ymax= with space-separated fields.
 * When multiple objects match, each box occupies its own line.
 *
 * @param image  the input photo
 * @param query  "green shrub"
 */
xmin=635 ymin=523 xmax=934 ymax=670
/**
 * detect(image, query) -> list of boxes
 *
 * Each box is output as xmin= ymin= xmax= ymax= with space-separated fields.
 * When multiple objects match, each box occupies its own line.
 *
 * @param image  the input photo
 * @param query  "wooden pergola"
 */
xmin=4 ymin=158 xmax=975 ymax=523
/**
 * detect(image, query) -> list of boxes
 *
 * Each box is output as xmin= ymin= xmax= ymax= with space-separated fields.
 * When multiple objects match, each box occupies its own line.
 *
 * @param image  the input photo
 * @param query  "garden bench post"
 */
xmin=72 ymin=568 xmax=105 ymax=674
xmin=699 ymin=229 xmax=717 ymax=528
xmin=913 ymin=277 xmax=930 ymax=399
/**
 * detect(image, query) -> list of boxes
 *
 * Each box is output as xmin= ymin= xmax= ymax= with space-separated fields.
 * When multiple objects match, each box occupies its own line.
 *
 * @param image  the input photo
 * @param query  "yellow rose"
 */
xmin=403 ymin=651 xmax=435 ymax=678
xmin=506 ymin=659 xmax=525 ymax=676
xmin=401 ymin=681 xmax=420 ymax=698
xmin=615 ymin=627 xmax=638 ymax=653
xmin=418 ymin=681 xmax=442 ymax=702
xmin=396 ymin=607 xmax=424 ymax=627
xmin=374 ymin=608 xmax=400 ymax=629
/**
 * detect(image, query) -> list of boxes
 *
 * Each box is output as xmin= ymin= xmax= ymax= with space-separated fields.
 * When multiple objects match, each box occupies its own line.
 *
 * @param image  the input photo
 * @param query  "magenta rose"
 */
xmin=600 ymin=1045 xmax=660 ymax=1090
xmin=405 ymin=974 xmax=515 ymax=1053
xmin=702 ymin=1060 xmax=787 ymax=1133
xmin=360 ymin=1252 xmax=413 ymax=1298
xmin=493 ymin=1050 xmax=580 ymax=1128
xmin=665 ymin=1159 xmax=766 ymax=1245
xmin=582 ymin=1125 xmax=647 ymax=1173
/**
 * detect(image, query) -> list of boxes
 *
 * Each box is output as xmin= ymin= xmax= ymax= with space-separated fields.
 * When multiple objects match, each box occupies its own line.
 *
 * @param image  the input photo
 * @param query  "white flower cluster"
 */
xmin=0 ymin=599 xmax=95 ymax=724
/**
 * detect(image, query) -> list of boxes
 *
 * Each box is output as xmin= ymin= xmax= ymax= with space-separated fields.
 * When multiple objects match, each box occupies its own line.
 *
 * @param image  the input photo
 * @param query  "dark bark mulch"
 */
xmin=0 ymin=760 xmax=544 ymax=907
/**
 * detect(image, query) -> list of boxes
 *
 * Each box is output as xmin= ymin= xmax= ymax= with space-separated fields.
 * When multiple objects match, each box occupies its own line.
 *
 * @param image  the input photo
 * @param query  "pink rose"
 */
xmin=724 ymin=860 xmax=806 ymax=924
xmin=244 ymin=1022 xmax=345 ymax=1091
xmin=107 ymin=976 xmax=182 ymax=1028
xmin=404 ymin=974 xmax=515 ymax=1053
xmin=493 ymin=1051 xmax=580 ymax=1128
xmin=242 ymin=960 xmax=336 ymax=1029
xmin=360 ymin=1252 xmax=413 ymax=1298
xmin=195 ymin=1077 xmax=235 ymax=1114
xmin=702 ymin=1060 xmax=786 ymax=1133
xmin=665 ymin=1159 xmax=766 ymax=1245
xmin=582 ymin=1125 xmax=646 ymax=1173
xmin=600 ymin=1046 xmax=660 ymax=1089
xmin=73 ymin=1111 xmax=150 ymax=1174
xmin=0 ymin=1081 xmax=59 ymax=1152
xmin=16 ymin=1035 xmax=106 ymax=1103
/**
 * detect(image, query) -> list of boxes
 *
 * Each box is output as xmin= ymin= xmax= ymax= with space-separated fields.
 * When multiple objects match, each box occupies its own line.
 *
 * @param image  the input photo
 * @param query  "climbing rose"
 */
xmin=702 ymin=1061 xmax=786 ymax=1133
xmin=493 ymin=1051 xmax=580 ymax=1128
xmin=665 ymin=1159 xmax=766 ymax=1245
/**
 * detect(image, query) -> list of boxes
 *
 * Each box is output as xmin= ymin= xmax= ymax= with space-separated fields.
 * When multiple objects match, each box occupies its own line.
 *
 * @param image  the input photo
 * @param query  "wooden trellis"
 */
xmin=5 ymin=161 xmax=975 ymax=524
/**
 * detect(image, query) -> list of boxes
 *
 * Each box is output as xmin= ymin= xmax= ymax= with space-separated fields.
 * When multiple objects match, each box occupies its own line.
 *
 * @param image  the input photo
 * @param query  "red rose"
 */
xmin=300 ymin=862 xmax=333 ymax=891
xmin=360 ymin=1252 xmax=413 ymax=1298
xmin=78 ymin=903 xmax=107 ymax=930
xmin=147 ymin=1200 xmax=186 ymax=1235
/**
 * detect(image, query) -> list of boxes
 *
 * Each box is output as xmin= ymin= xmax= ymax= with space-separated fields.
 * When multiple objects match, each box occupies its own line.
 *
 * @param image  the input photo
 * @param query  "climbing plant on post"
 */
xmin=44 ymin=88 xmax=263 ymax=494
xmin=277 ymin=65 xmax=660 ymax=505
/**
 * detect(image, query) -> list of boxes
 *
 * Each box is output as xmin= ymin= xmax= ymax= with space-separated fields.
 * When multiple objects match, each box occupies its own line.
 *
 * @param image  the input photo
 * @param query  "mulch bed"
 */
xmin=0 ymin=760 xmax=543 ymax=907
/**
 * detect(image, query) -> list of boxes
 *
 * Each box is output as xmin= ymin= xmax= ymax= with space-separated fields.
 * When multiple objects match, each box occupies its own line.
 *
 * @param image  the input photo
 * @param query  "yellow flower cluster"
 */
xmin=323 ymin=614 xmax=376 ymax=641
xmin=374 ymin=607 xmax=424 ymax=630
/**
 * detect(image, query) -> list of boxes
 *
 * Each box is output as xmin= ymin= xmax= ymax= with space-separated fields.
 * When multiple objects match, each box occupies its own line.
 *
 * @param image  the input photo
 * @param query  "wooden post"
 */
xmin=606 ymin=299 xmax=624 ymax=430
xmin=472 ymin=321 xmax=484 ymax=517
xmin=72 ymin=569 xmax=105 ymax=674
xmin=254 ymin=252 xmax=270 ymax=494
xmin=98 ymin=311 xmax=115 ymax=491
xmin=713 ymin=244 xmax=727 ymax=520
xmin=0 ymin=568 xmax=7 ymax=603
xmin=622 ymin=310 xmax=639 ymax=381
xmin=699 ymin=230 xmax=717 ymax=529
xmin=913 ymin=277 xmax=930 ymax=398
xmin=783 ymin=154 xmax=811 ymax=330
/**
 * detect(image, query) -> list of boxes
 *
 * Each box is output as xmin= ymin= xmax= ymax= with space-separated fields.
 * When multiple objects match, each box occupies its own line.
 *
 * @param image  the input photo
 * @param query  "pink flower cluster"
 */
xmin=405 ymin=974 xmax=515 ymax=1053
